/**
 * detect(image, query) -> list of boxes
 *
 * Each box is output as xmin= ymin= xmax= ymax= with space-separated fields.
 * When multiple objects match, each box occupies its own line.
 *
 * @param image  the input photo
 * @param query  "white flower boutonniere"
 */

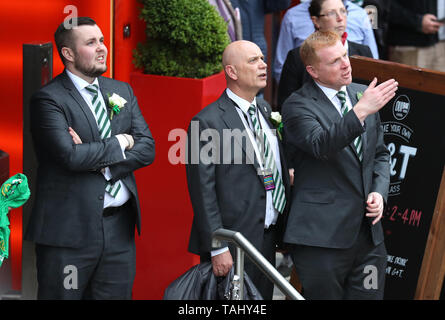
xmin=108 ymin=93 xmax=127 ymax=120
xmin=270 ymin=111 xmax=283 ymax=140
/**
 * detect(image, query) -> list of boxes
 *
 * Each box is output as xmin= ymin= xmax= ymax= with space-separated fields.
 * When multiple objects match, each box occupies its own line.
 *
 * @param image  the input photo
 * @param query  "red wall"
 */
xmin=113 ymin=0 xmax=146 ymax=83
xmin=0 ymin=0 xmax=209 ymax=298
xmin=0 ymin=0 xmax=112 ymax=291
xmin=130 ymin=72 xmax=228 ymax=299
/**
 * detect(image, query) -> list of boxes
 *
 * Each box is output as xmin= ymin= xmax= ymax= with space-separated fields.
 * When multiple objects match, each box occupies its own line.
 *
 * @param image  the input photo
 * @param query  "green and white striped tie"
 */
xmin=337 ymin=90 xmax=363 ymax=162
xmin=248 ymin=105 xmax=286 ymax=214
xmin=85 ymin=84 xmax=121 ymax=197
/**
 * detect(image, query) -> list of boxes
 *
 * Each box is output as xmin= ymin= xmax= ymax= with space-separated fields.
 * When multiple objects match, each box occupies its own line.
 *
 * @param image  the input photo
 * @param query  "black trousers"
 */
xmin=243 ymin=225 xmax=277 ymax=300
xmin=35 ymin=202 xmax=136 ymax=300
xmin=289 ymin=220 xmax=387 ymax=300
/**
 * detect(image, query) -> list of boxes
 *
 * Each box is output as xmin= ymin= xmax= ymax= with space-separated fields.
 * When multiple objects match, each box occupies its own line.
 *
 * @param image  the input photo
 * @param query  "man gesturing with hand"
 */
xmin=282 ymin=31 xmax=397 ymax=300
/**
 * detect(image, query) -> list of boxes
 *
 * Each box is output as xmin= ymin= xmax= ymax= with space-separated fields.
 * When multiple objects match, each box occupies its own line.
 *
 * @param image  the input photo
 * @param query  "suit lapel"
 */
xmin=61 ymin=71 xmax=101 ymax=141
xmin=308 ymin=81 xmax=362 ymax=163
xmin=257 ymin=99 xmax=290 ymax=193
xmin=307 ymin=80 xmax=342 ymax=123
xmin=256 ymin=99 xmax=271 ymax=126
xmin=347 ymin=85 xmax=368 ymax=163
xmin=219 ymin=93 xmax=263 ymax=182
xmin=98 ymin=77 xmax=114 ymax=134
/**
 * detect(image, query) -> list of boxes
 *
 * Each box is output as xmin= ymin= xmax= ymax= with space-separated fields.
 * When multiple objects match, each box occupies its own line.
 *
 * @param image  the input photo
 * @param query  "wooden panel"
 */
xmin=415 ymin=169 xmax=445 ymax=299
xmin=350 ymin=55 xmax=445 ymax=96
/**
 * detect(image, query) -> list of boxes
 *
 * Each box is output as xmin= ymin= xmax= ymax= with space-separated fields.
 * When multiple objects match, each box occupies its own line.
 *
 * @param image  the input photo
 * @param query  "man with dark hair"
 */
xmin=54 ymin=17 xmax=96 ymax=65
xmin=282 ymin=30 xmax=397 ymax=299
xmin=388 ymin=0 xmax=445 ymax=72
xmin=25 ymin=17 xmax=155 ymax=299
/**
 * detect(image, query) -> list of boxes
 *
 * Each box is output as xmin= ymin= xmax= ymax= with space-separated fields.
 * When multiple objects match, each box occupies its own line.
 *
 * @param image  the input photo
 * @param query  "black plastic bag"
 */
xmin=163 ymin=262 xmax=263 ymax=300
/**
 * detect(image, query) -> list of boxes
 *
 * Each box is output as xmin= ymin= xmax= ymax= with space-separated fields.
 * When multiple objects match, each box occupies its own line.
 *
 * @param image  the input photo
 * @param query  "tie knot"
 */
xmin=336 ymin=90 xmax=346 ymax=103
xmin=85 ymin=84 xmax=99 ymax=96
xmin=248 ymin=105 xmax=256 ymax=116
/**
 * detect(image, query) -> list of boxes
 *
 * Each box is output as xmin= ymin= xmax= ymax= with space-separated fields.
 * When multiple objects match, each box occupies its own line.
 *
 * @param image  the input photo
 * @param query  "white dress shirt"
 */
xmin=66 ymin=70 xmax=130 ymax=208
xmin=315 ymin=83 xmax=353 ymax=117
xmin=315 ymin=82 xmax=366 ymax=129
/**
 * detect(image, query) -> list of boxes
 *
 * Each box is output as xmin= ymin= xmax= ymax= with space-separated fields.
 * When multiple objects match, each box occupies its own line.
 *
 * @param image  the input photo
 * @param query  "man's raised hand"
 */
xmin=354 ymin=78 xmax=398 ymax=122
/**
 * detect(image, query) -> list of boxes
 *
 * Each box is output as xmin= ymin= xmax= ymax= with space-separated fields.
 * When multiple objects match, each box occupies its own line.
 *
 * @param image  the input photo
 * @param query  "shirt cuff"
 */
xmin=115 ymin=135 xmax=127 ymax=159
xmin=211 ymin=247 xmax=229 ymax=257
xmin=102 ymin=167 xmax=112 ymax=181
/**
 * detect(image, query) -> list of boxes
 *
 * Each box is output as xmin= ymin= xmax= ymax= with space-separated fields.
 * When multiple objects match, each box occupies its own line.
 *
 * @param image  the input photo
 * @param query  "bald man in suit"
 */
xmin=186 ymin=40 xmax=291 ymax=299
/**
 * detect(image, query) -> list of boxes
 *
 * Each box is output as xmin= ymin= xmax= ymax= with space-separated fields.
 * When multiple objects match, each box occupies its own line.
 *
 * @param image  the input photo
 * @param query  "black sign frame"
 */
xmin=350 ymin=56 xmax=445 ymax=300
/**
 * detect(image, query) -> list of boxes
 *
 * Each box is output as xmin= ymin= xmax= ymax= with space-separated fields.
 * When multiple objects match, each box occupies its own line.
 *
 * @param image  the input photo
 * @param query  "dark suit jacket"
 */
xmin=277 ymin=41 xmax=373 ymax=110
xmin=388 ymin=0 xmax=438 ymax=47
xmin=282 ymin=80 xmax=390 ymax=249
xmin=25 ymin=70 xmax=155 ymax=248
xmin=186 ymin=91 xmax=290 ymax=258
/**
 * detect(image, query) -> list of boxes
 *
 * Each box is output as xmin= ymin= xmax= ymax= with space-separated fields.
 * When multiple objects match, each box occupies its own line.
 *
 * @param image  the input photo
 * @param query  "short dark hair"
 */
xmin=308 ymin=0 xmax=325 ymax=17
xmin=308 ymin=0 xmax=347 ymax=17
xmin=54 ymin=16 xmax=97 ymax=65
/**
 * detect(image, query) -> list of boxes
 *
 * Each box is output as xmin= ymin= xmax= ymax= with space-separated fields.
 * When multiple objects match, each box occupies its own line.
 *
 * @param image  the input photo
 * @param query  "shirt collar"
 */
xmin=226 ymin=88 xmax=257 ymax=114
xmin=66 ymin=69 xmax=99 ymax=92
xmin=315 ymin=82 xmax=347 ymax=101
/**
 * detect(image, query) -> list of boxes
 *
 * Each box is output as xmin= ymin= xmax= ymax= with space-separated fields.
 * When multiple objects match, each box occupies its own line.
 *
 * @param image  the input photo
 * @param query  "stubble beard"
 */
xmin=74 ymin=59 xmax=107 ymax=79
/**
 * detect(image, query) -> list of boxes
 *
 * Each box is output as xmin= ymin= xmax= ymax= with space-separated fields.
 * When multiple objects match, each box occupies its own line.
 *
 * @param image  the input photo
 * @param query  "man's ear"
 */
xmin=61 ymin=47 xmax=75 ymax=63
xmin=225 ymin=64 xmax=238 ymax=81
xmin=306 ymin=65 xmax=318 ymax=79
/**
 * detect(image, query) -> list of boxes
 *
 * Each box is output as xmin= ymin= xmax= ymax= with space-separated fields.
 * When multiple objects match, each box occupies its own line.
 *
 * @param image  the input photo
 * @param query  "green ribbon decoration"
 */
xmin=0 ymin=173 xmax=30 ymax=267
xmin=112 ymin=105 xmax=121 ymax=115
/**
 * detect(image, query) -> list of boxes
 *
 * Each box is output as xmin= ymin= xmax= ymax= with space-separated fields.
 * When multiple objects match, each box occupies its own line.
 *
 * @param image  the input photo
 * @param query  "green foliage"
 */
xmin=134 ymin=0 xmax=230 ymax=79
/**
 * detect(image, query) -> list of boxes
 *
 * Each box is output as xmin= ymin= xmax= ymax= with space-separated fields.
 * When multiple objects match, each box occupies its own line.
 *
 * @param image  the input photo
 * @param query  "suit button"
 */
xmin=98 ymin=195 xmax=104 ymax=200
xmin=260 ymin=194 xmax=266 ymax=199
xmin=259 ymin=217 xmax=264 ymax=223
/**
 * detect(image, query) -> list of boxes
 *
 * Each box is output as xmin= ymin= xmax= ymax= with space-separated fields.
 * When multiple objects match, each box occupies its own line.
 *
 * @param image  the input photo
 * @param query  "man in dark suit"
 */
xmin=388 ymin=0 xmax=445 ymax=72
xmin=282 ymin=30 xmax=398 ymax=299
xmin=25 ymin=17 xmax=155 ymax=299
xmin=186 ymin=40 xmax=290 ymax=299
xmin=278 ymin=0 xmax=373 ymax=110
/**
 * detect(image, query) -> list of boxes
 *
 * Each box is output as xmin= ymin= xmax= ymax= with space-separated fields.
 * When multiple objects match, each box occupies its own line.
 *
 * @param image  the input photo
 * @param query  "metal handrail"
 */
xmin=212 ymin=228 xmax=305 ymax=300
